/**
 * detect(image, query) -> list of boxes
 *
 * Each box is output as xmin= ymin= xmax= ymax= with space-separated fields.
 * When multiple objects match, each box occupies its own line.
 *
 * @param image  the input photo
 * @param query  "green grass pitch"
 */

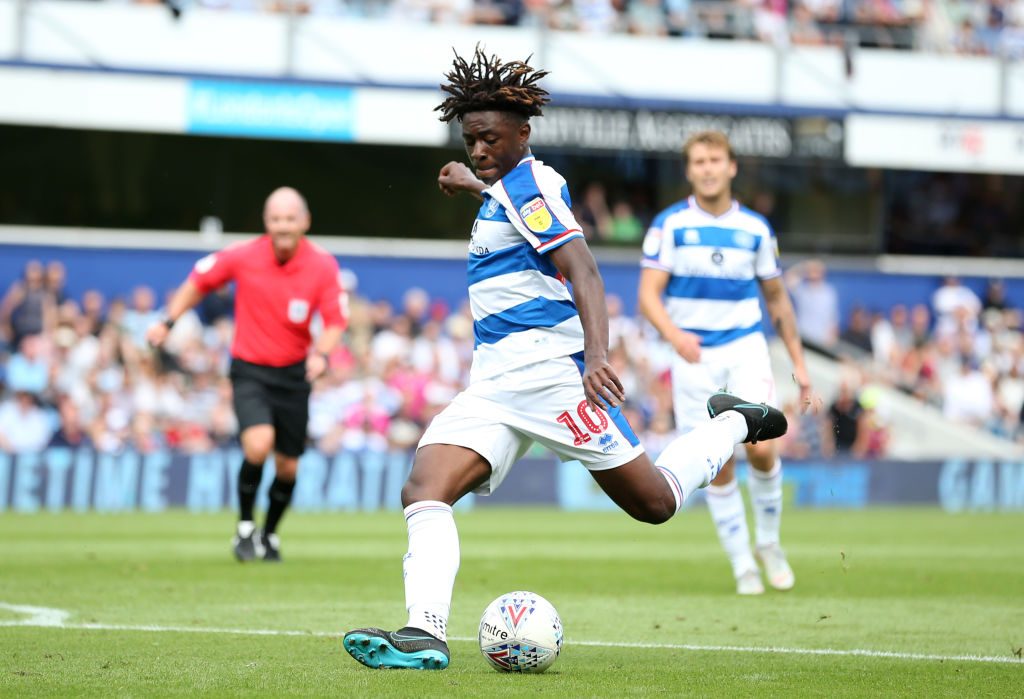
xmin=1 ymin=507 xmax=1022 ymax=696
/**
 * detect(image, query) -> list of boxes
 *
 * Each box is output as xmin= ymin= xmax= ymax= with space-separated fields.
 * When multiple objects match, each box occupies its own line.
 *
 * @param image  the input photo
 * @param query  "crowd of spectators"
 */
xmin=0 ymin=261 xmax=675 ymax=460
xmin=786 ymin=262 xmax=1024 ymax=459
xmin=128 ymin=0 xmax=1024 ymax=56
xmin=2 ymin=257 xmax=1022 ymax=462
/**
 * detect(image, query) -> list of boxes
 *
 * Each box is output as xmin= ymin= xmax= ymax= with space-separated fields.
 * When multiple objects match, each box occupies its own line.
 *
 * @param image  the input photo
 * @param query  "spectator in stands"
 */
xmin=628 ymin=0 xmax=669 ymax=35
xmin=573 ymin=0 xmax=621 ymax=33
xmin=790 ymin=1 xmax=827 ymax=44
xmin=45 ymin=261 xmax=67 ymax=306
xmin=910 ymin=303 xmax=932 ymax=346
xmin=81 ymin=289 xmax=106 ymax=336
xmin=605 ymin=200 xmax=644 ymax=243
xmin=828 ymin=380 xmax=862 ymax=454
xmin=5 ymin=335 xmax=50 ymax=396
xmin=779 ymin=397 xmax=833 ymax=459
xmin=943 ymin=354 xmax=994 ymax=426
xmin=199 ymin=286 xmax=234 ymax=325
xmin=122 ymin=286 xmax=163 ymax=351
xmin=473 ymin=0 xmax=523 ymax=25
xmin=1 ymin=260 xmax=55 ymax=350
xmin=851 ymin=385 xmax=889 ymax=458
xmin=576 ymin=182 xmax=611 ymax=241
xmin=871 ymin=303 xmax=913 ymax=366
xmin=841 ymin=306 xmax=874 ymax=353
xmin=982 ymin=278 xmax=1010 ymax=313
xmin=0 ymin=390 xmax=52 ymax=453
xmin=48 ymin=395 xmax=94 ymax=449
xmin=932 ymin=275 xmax=981 ymax=340
xmin=786 ymin=259 xmax=839 ymax=349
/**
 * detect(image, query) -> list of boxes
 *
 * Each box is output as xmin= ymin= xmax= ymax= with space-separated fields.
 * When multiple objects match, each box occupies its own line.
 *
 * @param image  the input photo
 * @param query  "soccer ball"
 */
xmin=478 ymin=591 xmax=563 ymax=673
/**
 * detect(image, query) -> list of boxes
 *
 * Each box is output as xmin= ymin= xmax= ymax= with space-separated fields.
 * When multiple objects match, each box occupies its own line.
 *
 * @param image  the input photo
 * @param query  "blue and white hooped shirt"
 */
xmin=468 ymin=155 xmax=585 ymax=382
xmin=641 ymin=196 xmax=780 ymax=348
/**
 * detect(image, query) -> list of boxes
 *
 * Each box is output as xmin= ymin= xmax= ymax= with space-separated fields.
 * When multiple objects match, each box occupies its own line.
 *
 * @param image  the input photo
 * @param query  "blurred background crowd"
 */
xmin=117 ymin=0 xmax=1024 ymax=56
xmin=2 ymin=256 xmax=1021 ymax=460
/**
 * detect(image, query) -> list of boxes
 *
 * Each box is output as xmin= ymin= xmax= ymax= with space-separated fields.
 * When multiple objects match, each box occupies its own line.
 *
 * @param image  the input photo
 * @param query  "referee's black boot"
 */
xmin=232 ymin=521 xmax=261 ymax=562
xmin=260 ymin=530 xmax=282 ymax=563
xmin=706 ymin=392 xmax=788 ymax=444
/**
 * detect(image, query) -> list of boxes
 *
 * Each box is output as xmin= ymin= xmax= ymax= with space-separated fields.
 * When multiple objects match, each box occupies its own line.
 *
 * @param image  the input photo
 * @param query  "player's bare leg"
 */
xmin=343 ymin=444 xmax=491 ymax=670
xmin=593 ymin=395 xmax=787 ymax=524
xmin=746 ymin=440 xmax=794 ymax=590
xmin=233 ymin=424 xmax=274 ymax=562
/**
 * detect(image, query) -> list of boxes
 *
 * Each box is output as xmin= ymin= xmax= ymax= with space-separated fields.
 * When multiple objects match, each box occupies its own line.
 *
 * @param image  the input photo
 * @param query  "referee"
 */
xmin=147 ymin=187 xmax=348 ymax=562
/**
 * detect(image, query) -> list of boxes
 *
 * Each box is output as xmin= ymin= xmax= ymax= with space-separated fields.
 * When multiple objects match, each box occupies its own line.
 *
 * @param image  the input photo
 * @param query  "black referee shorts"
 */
xmin=229 ymin=358 xmax=311 ymax=458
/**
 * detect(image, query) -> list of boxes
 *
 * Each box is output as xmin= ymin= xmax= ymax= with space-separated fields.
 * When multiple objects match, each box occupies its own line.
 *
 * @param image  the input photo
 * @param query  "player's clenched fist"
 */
xmin=438 ymin=161 xmax=481 ymax=196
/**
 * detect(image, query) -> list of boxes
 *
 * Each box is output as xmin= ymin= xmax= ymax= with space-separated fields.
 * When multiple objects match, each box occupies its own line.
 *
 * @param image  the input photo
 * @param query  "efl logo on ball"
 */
xmin=478 ymin=591 xmax=562 ymax=673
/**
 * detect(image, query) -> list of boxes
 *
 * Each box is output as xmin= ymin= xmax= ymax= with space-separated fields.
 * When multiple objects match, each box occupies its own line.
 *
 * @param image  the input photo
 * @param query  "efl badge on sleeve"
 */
xmin=519 ymin=197 xmax=553 ymax=233
xmin=287 ymin=299 xmax=310 ymax=323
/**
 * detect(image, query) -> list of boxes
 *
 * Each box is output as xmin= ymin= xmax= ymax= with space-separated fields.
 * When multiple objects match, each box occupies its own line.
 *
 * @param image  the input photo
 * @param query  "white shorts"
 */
xmin=671 ymin=332 xmax=777 ymax=433
xmin=419 ymin=354 xmax=645 ymax=495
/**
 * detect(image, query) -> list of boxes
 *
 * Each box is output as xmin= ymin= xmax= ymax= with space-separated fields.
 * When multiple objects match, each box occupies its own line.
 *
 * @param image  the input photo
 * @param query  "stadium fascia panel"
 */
xmin=1 ymin=59 xmax=1019 ymax=124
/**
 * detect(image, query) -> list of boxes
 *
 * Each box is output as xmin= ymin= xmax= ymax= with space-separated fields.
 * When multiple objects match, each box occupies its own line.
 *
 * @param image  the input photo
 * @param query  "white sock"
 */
xmin=748 ymin=458 xmax=783 ymax=547
xmin=403 ymin=501 xmax=458 ymax=643
xmin=654 ymin=412 xmax=747 ymax=513
xmin=705 ymin=480 xmax=756 ymax=577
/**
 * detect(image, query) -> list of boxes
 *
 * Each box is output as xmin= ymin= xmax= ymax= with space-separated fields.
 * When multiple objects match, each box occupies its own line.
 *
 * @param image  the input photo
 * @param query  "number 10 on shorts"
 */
xmin=556 ymin=400 xmax=609 ymax=446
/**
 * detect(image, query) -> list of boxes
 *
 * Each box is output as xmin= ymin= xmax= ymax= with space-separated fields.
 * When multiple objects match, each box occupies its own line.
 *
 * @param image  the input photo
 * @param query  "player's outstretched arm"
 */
xmin=549 ymin=238 xmax=624 ymax=413
xmin=759 ymin=276 xmax=817 ymax=412
xmin=437 ymin=162 xmax=486 ymax=201
xmin=145 ymin=278 xmax=203 ymax=348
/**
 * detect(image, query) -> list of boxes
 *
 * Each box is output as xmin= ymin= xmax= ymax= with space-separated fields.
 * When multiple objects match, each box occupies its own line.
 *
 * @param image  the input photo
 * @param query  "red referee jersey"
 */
xmin=189 ymin=236 xmax=348 ymax=367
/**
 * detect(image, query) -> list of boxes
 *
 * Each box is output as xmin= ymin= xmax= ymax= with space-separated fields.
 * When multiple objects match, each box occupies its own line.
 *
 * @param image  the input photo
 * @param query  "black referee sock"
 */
xmin=237 ymin=460 xmax=264 ymax=523
xmin=264 ymin=477 xmax=296 ymax=536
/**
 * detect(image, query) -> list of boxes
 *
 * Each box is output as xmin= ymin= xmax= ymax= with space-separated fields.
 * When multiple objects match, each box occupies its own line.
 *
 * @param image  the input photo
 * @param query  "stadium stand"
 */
xmin=1 ymin=249 xmax=1021 ymax=461
xmin=116 ymin=0 xmax=1024 ymax=56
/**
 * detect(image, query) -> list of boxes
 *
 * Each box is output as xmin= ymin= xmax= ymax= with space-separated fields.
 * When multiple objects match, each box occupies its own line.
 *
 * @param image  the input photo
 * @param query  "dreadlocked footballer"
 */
xmin=341 ymin=47 xmax=787 ymax=672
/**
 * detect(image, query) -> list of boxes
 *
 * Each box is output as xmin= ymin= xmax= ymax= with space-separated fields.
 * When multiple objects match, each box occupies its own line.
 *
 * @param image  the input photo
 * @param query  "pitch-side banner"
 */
xmin=845 ymin=113 xmax=1024 ymax=175
xmin=1 ymin=448 xmax=1022 ymax=513
xmin=479 ymin=108 xmax=845 ymax=160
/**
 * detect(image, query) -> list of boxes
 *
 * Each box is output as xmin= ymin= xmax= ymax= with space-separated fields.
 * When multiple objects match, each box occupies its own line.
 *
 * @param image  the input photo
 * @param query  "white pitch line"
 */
xmin=0 ymin=605 xmax=1019 ymax=666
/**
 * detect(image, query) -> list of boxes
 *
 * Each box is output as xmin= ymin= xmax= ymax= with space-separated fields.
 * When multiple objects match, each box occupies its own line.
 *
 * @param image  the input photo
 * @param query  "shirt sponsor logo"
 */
xmin=519 ymin=197 xmax=553 ymax=233
xmin=733 ymin=230 xmax=754 ymax=248
xmin=287 ymin=299 xmax=310 ymax=323
xmin=711 ymin=249 xmax=725 ymax=266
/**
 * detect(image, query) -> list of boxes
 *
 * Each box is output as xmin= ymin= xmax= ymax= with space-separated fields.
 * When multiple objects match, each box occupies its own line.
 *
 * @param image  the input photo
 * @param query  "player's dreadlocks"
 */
xmin=435 ymin=45 xmax=550 ymax=124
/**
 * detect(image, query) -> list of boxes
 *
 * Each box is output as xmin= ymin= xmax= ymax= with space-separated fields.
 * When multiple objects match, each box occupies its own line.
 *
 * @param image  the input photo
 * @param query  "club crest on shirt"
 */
xmin=519 ymin=197 xmax=553 ymax=233
xmin=287 ymin=299 xmax=309 ymax=323
xmin=484 ymin=197 xmax=501 ymax=218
